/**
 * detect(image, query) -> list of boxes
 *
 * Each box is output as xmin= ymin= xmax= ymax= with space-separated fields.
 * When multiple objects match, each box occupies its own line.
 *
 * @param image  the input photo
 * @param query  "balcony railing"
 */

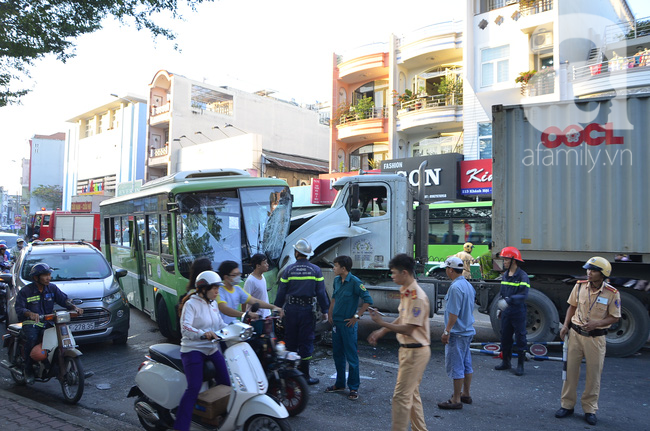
xmin=519 ymin=0 xmax=552 ymax=16
xmin=398 ymin=93 xmax=463 ymax=113
xmin=604 ymin=16 xmax=650 ymax=45
xmin=150 ymin=145 xmax=169 ymax=158
xmin=151 ymin=102 xmax=170 ymax=116
xmin=338 ymin=106 xmax=389 ymax=125
xmin=573 ymin=53 xmax=650 ymax=80
xmin=520 ymin=69 xmax=555 ymax=96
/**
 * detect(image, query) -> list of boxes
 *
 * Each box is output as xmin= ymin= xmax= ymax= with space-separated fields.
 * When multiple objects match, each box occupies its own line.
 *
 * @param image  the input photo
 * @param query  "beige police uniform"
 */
xmin=560 ymin=280 xmax=621 ymax=414
xmin=391 ymin=280 xmax=431 ymax=431
xmin=454 ymin=251 xmax=474 ymax=279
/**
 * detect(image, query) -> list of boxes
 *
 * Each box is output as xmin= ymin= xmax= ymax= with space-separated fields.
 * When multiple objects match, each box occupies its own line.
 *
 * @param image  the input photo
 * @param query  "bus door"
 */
xmin=133 ymin=216 xmax=155 ymax=315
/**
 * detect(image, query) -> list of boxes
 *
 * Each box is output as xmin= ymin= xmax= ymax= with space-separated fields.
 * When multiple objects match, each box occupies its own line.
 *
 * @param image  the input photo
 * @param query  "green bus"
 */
xmin=426 ymin=200 xmax=492 ymax=278
xmin=99 ymin=169 xmax=291 ymax=338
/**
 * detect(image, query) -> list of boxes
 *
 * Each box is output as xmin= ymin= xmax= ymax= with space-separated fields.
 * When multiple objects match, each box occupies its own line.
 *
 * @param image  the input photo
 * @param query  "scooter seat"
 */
xmin=149 ymin=344 xmax=184 ymax=372
xmin=7 ymin=323 xmax=22 ymax=336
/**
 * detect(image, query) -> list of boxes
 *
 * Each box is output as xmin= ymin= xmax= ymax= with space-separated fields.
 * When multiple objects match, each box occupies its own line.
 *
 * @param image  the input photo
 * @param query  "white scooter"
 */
xmin=128 ymin=319 xmax=291 ymax=431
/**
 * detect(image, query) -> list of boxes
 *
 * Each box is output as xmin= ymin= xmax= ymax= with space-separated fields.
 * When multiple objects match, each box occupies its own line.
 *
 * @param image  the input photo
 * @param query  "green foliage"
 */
xmin=30 ymin=184 xmax=63 ymax=209
xmin=392 ymin=89 xmax=416 ymax=106
xmin=354 ymin=96 xmax=374 ymax=119
xmin=435 ymin=75 xmax=463 ymax=95
xmin=515 ymin=70 xmax=537 ymax=85
xmin=0 ymin=0 xmax=213 ymax=106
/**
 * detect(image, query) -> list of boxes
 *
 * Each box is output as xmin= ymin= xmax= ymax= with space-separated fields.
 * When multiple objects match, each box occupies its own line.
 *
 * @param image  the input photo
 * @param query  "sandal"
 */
xmin=325 ymin=385 xmax=345 ymax=393
xmin=437 ymin=399 xmax=462 ymax=410
xmin=348 ymin=390 xmax=359 ymax=400
xmin=460 ymin=395 xmax=473 ymax=404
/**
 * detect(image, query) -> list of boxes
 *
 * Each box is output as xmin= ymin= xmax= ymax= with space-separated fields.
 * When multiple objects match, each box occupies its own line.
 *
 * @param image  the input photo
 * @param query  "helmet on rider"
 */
xmin=30 ymin=344 xmax=47 ymax=362
xmin=29 ymin=263 xmax=52 ymax=279
xmin=0 ymin=244 xmax=6 ymax=250
xmin=463 ymin=242 xmax=474 ymax=253
xmin=293 ymin=238 xmax=314 ymax=258
xmin=195 ymin=271 xmax=223 ymax=289
xmin=499 ymin=246 xmax=524 ymax=262
xmin=582 ymin=256 xmax=611 ymax=277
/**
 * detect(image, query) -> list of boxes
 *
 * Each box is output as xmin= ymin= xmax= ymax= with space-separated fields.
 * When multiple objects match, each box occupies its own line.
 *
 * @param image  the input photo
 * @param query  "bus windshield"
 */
xmin=175 ymin=186 xmax=291 ymax=270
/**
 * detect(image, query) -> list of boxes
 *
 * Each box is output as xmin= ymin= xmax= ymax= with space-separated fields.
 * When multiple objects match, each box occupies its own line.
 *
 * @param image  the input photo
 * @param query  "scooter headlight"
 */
xmin=56 ymin=311 xmax=71 ymax=323
xmin=240 ymin=326 xmax=253 ymax=340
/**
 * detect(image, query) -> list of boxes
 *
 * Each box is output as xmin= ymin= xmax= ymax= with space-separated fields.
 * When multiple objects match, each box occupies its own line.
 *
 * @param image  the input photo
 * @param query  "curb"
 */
xmin=0 ymin=388 xmax=112 ymax=431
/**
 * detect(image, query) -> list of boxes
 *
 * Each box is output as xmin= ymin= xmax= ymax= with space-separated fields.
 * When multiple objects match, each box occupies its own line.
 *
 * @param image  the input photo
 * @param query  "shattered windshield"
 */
xmin=175 ymin=186 xmax=291 ymax=276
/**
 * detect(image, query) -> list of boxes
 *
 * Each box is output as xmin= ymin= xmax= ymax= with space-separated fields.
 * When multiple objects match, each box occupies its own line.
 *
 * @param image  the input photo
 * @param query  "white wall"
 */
xmin=30 ymin=136 xmax=65 ymax=210
xmin=176 ymin=134 xmax=262 ymax=172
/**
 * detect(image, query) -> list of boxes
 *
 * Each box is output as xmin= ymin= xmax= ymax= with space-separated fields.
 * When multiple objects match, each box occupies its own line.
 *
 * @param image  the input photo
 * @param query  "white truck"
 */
xmin=280 ymin=94 xmax=650 ymax=357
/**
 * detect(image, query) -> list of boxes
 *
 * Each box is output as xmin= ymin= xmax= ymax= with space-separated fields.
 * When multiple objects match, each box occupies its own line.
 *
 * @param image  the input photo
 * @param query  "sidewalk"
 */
xmin=0 ymin=388 xmax=110 ymax=431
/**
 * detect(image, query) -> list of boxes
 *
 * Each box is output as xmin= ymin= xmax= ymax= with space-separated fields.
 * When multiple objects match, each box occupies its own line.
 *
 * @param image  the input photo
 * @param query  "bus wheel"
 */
xmin=156 ymin=298 xmax=174 ymax=340
xmin=605 ymin=291 xmax=649 ymax=357
xmin=489 ymin=289 xmax=559 ymax=343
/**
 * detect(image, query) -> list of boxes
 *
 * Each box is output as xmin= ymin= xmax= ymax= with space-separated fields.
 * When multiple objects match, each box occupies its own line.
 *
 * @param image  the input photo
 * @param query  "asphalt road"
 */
xmin=1 ymin=307 xmax=649 ymax=431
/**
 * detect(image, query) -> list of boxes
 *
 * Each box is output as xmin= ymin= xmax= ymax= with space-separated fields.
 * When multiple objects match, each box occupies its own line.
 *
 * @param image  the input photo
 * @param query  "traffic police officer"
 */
xmin=555 ymin=257 xmax=621 ymax=426
xmin=494 ymin=246 xmax=530 ymax=376
xmin=275 ymin=239 xmax=329 ymax=384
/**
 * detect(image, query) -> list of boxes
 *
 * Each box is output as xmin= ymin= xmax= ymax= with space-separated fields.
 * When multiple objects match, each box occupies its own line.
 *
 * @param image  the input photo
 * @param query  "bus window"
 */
xmin=240 ymin=186 xmax=292 ymax=260
xmin=110 ymin=217 xmax=118 ymax=244
xmin=147 ymin=215 xmax=160 ymax=253
xmin=121 ymin=216 xmax=131 ymax=247
xmin=160 ymin=214 xmax=171 ymax=255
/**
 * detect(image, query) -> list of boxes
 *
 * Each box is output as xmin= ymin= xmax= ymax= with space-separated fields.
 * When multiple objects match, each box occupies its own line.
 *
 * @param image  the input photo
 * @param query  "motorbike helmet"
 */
xmin=583 ymin=256 xmax=611 ymax=277
xmin=463 ymin=242 xmax=474 ymax=253
xmin=30 ymin=343 xmax=47 ymax=361
xmin=16 ymin=238 xmax=25 ymax=244
xmin=195 ymin=271 xmax=223 ymax=289
xmin=499 ymin=246 xmax=524 ymax=262
xmin=29 ymin=263 xmax=52 ymax=278
xmin=293 ymin=238 xmax=314 ymax=258
xmin=0 ymin=244 xmax=6 ymax=250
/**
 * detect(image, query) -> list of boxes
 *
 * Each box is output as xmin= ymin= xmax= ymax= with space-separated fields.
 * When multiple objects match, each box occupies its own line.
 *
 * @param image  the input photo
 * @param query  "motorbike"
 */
xmin=0 ymin=272 xmax=9 ymax=322
xmin=128 ymin=319 xmax=291 ymax=431
xmin=247 ymin=312 xmax=309 ymax=417
xmin=1 ymin=310 xmax=85 ymax=404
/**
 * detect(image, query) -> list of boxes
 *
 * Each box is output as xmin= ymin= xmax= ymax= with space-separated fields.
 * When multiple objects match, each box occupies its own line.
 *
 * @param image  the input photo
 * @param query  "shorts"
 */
xmin=445 ymin=334 xmax=473 ymax=379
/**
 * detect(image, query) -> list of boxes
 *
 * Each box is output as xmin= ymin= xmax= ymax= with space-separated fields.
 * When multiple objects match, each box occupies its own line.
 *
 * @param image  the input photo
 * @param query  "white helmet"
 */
xmin=293 ymin=238 xmax=314 ymax=258
xmin=196 ymin=271 xmax=223 ymax=289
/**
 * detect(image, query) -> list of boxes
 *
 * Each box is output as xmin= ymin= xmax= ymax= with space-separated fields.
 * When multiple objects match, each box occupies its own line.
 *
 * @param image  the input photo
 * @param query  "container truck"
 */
xmin=279 ymin=94 xmax=649 ymax=357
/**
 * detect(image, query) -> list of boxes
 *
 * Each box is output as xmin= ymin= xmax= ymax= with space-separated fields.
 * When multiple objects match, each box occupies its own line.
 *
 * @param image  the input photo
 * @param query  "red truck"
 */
xmin=28 ymin=210 xmax=101 ymax=249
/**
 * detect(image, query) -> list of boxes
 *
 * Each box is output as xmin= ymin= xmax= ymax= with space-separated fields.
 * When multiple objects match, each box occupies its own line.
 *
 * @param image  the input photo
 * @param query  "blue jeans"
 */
xmin=332 ymin=321 xmax=360 ymax=390
xmin=445 ymin=334 xmax=473 ymax=379
xmin=174 ymin=350 xmax=230 ymax=431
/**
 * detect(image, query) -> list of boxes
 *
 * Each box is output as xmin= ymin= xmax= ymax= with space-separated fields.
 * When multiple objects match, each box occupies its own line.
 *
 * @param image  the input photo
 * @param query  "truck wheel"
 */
xmin=489 ymin=289 xmax=559 ymax=343
xmin=605 ymin=291 xmax=650 ymax=357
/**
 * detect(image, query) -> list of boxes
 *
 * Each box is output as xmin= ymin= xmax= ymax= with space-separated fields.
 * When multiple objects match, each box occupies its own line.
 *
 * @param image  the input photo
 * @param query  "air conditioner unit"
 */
xmin=532 ymin=32 xmax=553 ymax=51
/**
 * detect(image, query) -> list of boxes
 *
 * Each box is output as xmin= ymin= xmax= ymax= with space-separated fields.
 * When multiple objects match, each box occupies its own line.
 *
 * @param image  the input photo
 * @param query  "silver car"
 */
xmin=7 ymin=241 xmax=130 ymax=344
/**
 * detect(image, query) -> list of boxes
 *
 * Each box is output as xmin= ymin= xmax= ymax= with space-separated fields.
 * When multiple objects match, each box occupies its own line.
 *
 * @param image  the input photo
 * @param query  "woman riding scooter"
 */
xmin=175 ymin=270 xmax=230 ymax=431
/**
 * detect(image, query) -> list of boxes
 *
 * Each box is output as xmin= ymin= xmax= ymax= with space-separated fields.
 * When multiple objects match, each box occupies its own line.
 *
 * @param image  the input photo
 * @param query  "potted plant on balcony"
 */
xmin=515 ymin=69 xmax=537 ymax=95
xmin=393 ymin=89 xmax=417 ymax=112
xmin=335 ymin=102 xmax=353 ymax=125
xmin=355 ymin=96 xmax=375 ymax=120
xmin=435 ymin=76 xmax=463 ymax=106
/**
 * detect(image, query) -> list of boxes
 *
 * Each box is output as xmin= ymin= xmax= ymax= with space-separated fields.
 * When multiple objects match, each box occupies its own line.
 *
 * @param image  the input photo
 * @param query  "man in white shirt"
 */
xmin=244 ymin=253 xmax=271 ymax=318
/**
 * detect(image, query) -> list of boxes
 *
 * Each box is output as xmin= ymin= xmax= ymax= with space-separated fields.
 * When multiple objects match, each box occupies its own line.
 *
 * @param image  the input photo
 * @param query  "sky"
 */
xmin=2 ymin=0 xmax=650 ymax=195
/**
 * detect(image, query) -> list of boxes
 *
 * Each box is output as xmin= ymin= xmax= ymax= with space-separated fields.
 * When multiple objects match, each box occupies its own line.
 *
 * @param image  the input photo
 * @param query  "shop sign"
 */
xmin=460 ymin=159 xmax=493 ymax=195
xmin=71 ymin=201 xmax=93 ymax=213
xmin=311 ymin=179 xmax=337 ymax=205
xmin=380 ymin=153 xmax=462 ymax=200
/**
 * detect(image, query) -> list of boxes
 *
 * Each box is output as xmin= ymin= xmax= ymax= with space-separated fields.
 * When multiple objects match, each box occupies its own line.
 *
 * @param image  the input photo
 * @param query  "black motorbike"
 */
xmin=247 ymin=310 xmax=309 ymax=417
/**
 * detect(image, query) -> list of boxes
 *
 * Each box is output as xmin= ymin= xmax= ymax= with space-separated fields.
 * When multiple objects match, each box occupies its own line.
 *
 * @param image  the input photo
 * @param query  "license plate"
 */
xmin=69 ymin=322 xmax=95 ymax=332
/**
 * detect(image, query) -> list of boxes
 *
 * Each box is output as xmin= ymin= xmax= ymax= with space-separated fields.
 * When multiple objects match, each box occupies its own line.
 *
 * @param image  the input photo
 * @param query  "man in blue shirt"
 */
xmin=439 ymin=257 xmax=476 ymax=410
xmin=275 ymin=239 xmax=330 ymax=385
xmin=326 ymin=255 xmax=373 ymax=400
xmin=494 ymin=246 xmax=530 ymax=376
xmin=15 ymin=263 xmax=83 ymax=384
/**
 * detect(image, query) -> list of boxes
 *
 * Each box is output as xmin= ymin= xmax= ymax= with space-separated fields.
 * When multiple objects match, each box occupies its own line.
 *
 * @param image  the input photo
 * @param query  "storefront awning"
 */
xmin=262 ymin=150 xmax=329 ymax=173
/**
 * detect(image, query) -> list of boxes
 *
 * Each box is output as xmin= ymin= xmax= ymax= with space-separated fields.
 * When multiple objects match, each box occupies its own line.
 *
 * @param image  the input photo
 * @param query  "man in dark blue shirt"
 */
xmin=275 ymin=239 xmax=329 ymax=384
xmin=15 ymin=263 xmax=82 ymax=384
xmin=494 ymin=247 xmax=530 ymax=376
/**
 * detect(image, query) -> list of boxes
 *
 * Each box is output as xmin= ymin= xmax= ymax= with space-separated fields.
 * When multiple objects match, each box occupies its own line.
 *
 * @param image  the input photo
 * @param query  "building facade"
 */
xmin=63 ymin=95 xmax=148 ymax=209
xmin=146 ymin=70 xmax=329 ymax=186
xmin=330 ymin=0 xmax=639 ymax=176
xmin=28 ymin=133 xmax=65 ymax=211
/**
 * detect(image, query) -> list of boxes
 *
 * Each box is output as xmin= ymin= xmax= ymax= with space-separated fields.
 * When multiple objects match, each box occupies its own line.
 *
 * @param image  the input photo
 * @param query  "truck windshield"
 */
xmin=175 ymin=186 xmax=291 ymax=270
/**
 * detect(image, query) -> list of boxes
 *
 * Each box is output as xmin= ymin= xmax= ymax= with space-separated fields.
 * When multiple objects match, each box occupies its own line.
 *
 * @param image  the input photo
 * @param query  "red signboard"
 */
xmin=460 ymin=159 xmax=493 ymax=195
xmin=71 ymin=202 xmax=93 ymax=213
xmin=311 ymin=179 xmax=337 ymax=205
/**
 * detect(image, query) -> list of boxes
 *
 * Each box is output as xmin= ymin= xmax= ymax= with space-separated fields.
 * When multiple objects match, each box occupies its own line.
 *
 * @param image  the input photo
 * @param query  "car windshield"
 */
xmin=22 ymin=252 xmax=112 ymax=281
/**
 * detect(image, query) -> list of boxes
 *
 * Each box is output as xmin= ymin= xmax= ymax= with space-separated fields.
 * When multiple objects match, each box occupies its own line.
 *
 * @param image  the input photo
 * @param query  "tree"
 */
xmin=30 ymin=184 xmax=63 ymax=210
xmin=0 ymin=0 xmax=214 ymax=106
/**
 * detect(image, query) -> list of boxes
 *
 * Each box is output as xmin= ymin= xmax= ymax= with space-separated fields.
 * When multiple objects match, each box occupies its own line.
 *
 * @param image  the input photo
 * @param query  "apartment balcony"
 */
xmin=150 ymin=102 xmax=171 ymax=126
xmin=479 ymin=0 xmax=551 ymax=15
xmin=396 ymin=94 xmax=462 ymax=133
xmin=572 ymin=54 xmax=650 ymax=97
xmin=519 ymin=69 xmax=555 ymax=97
xmin=148 ymin=144 xmax=169 ymax=167
xmin=397 ymin=21 xmax=463 ymax=65
xmin=337 ymin=44 xmax=389 ymax=84
xmin=336 ymin=107 xmax=389 ymax=143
